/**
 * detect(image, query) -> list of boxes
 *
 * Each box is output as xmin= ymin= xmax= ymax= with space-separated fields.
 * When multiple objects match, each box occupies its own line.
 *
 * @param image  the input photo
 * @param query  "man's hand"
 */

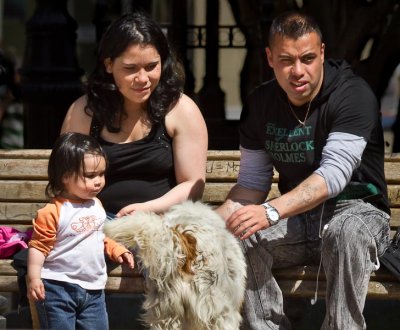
xmin=226 ymin=204 xmax=270 ymax=240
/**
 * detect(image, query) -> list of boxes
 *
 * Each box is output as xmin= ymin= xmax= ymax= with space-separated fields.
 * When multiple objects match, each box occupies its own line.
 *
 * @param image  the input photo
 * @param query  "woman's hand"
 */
xmin=116 ymin=203 xmax=150 ymax=217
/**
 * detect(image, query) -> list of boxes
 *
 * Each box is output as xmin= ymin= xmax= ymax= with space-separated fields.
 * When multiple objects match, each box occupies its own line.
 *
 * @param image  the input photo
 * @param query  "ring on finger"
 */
xmin=240 ymin=228 xmax=248 ymax=237
xmin=234 ymin=223 xmax=242 ymax=232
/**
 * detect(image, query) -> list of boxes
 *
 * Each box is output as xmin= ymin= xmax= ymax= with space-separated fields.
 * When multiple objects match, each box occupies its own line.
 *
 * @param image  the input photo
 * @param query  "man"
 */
xmin=217 ymin=11 xmax=390 ymax=330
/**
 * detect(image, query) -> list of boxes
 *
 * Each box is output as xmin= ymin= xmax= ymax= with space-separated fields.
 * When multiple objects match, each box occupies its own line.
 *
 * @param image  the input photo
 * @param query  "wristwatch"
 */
xmin=262 ymin=202 xmax=281 ymax=226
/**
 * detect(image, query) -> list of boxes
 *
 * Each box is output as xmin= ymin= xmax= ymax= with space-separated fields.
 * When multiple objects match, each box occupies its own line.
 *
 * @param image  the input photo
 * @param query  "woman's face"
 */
xmin=104 ymin=44 xmax=162 ymax=107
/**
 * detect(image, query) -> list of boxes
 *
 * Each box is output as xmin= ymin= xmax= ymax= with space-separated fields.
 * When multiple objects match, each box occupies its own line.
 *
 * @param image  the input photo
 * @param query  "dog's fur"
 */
xmin=104 ymin=201 xmax=246 ymax=330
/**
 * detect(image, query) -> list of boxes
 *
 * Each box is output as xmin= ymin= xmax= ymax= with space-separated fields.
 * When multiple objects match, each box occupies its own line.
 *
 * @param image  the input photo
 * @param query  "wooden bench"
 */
xmin=1 ymin=149 xmax=400 ymax=308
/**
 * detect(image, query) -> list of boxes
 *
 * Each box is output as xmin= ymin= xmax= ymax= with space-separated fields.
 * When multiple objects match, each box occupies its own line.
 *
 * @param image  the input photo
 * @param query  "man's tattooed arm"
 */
xmin=269 ymin=173 xmax=329 ymax=219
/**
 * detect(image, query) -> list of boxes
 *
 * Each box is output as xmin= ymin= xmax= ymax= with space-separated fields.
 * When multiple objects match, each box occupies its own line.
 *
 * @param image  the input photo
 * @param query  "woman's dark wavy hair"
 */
xmin=85 ymin=12 xmax=185 ymax=132
xmin=46 ymin=132 xmax=107 ymax=198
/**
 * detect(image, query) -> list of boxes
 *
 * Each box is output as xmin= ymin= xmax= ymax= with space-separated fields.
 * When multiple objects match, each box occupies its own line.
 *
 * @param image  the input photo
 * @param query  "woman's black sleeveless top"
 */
xmin=90 ymin=118 xmax=176 ymax=214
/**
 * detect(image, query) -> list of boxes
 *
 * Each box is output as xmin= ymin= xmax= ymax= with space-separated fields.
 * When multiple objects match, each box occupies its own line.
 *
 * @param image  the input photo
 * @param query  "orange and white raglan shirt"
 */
xmin=29 ymin=196 xmax=129 ymax=290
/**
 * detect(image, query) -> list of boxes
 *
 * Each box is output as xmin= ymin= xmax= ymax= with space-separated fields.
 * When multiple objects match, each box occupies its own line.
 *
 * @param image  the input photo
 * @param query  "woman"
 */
xmin=61 ymin=13 xmax=208 ymax=216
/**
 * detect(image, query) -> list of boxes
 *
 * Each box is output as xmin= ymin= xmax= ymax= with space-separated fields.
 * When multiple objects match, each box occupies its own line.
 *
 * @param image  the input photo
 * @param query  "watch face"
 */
xmin=268 ymin=209 xmax=280 ymax=221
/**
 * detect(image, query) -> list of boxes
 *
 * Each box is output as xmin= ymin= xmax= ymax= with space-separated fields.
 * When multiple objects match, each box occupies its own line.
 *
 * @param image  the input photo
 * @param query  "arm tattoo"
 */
xmin=299 ymin=183 xmax=316 ymax=204
xmin=285 ymin=183 xmax=317 ymax=208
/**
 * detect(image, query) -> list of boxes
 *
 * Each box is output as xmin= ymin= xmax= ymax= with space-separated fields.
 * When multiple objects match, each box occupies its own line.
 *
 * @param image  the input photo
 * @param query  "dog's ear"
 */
xmin=172 ymin=227 xmax=197 ymax=275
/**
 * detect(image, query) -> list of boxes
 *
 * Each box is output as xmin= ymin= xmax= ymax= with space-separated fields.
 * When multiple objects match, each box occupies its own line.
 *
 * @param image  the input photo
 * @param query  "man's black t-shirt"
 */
xmin=240 ymin=59 xmax=389 ymax=214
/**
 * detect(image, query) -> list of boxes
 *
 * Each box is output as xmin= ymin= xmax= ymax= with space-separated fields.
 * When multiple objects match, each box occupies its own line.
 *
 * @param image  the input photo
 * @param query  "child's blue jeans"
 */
xmin=35 ymin=279 xmax=108 ymax=330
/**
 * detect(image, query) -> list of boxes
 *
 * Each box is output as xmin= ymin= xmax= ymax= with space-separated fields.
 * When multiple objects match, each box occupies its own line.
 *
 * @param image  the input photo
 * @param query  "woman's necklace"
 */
xmin=287 ymin=97 xmax=312 ymax=127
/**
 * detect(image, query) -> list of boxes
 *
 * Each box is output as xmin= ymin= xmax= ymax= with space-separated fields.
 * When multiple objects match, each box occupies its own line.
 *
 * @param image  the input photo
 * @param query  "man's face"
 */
xmin=266 ymin=32 xmax=325 ymax=106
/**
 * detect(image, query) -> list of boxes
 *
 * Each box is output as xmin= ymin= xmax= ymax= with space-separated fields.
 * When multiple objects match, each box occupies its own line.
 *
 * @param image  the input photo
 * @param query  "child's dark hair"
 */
xmin=46 ymin=132 xmax=107 ymax=197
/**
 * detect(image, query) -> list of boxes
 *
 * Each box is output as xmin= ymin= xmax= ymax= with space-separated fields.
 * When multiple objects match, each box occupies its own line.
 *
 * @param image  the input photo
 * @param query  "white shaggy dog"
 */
xmin=104 ymin=201 xmax=246 ymax=330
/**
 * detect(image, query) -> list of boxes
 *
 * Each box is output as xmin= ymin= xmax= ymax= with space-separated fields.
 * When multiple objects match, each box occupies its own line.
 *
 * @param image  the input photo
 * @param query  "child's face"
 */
xmin=62 ymin=154 xmax=106 ymax=200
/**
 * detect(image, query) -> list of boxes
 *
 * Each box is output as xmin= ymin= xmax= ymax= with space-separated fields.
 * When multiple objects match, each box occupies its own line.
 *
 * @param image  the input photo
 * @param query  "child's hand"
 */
xmin=28 ymin=278 xmax=45 ymax=302
xmin=117 ymin=252 xmax=134 ymax=269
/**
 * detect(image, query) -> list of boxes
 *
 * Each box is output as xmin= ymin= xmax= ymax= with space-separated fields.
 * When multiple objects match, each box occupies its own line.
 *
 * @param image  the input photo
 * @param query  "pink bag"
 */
xmin=0 ymin=226 xmax=33 ymax=259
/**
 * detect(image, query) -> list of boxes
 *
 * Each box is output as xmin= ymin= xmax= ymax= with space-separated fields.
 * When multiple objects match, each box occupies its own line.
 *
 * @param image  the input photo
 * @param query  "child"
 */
xmin=27 ymin=132 xmax=134 ymax=329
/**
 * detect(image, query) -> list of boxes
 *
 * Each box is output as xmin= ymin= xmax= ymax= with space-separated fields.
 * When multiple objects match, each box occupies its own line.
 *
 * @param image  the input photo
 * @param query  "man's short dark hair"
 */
xmin=268 ymin=11 xmax=323 ymax=48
